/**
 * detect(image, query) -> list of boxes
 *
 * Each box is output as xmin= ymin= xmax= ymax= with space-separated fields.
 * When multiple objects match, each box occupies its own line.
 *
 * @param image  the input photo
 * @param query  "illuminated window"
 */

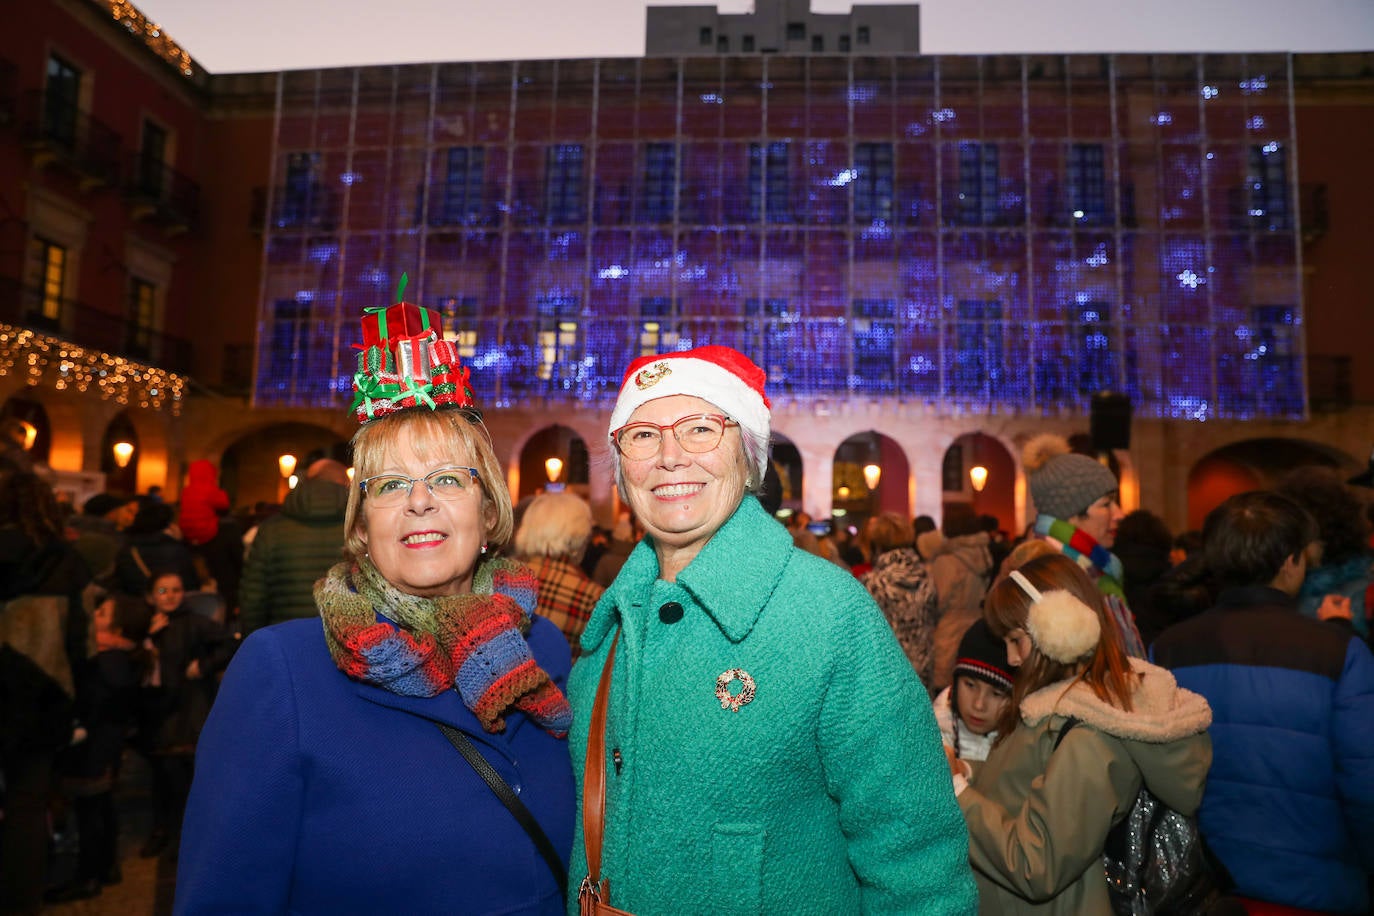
xmin=545 ymin=144 xmax=585 ymax=225
xmin=43 ymin=54 xmax=80 ymax=149
xmin=439 ymin=147 xmax=485 ymax=226
xmin=745 ymin=297 xmax=798 ymax=387
xmin=748 ymin=142 xmax=791 ymax=223
xmin=31 ymin=237 xmax=65 ymax=323
xmin=852 ymin=299 xmax=896 ymax=392
xmin=639 ymin=297 xmax=677 ymax=354
xmin=854 ymin=142 xmax=894 ymax=223
xmin=1067 ymin=144 xmax=1107 ymax=225
xmin=639 ymin=143 xmax=675 ymax=223
xmin=957 ymin=143 xmax=999 ymax=226
xmin=437 ymin=295 xmax=479 ymax=359
xmin=126 ymin=277 xmax=156 ymax=357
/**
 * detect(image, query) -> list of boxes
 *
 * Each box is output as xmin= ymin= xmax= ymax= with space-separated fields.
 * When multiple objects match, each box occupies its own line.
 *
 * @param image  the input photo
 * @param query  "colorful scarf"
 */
xmin=1033 ymin=514 xmax=1125 ymax=594
xmin=315 ymin=557 xmax=572 ymax=736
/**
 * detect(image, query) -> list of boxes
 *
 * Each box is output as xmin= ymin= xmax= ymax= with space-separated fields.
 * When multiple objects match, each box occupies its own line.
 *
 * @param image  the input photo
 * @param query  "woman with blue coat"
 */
xmin=175 ymin=299 xmax=575 ymax=914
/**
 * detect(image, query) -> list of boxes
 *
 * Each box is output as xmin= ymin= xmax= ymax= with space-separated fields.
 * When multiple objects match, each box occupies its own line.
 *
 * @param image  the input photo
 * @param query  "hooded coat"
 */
xmin=568 ymin=497 xmax=977 ymax=915
xmin=957 ymin=659 xmax=1212 ymax=915
xmin=861 ymin=546 xmax=939 ymax=686
xmin=238 ymin=475 xmax=349 ymax=634
xmin=178 ymin=460 xmax=230 ymax=547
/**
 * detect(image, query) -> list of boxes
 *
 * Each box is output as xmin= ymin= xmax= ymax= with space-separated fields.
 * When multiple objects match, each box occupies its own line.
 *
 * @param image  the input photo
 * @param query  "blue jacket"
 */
xmin=1151 ymin=586 xmax=1374 ymax=914
xmin=175 ymin=615 xmax=574 ymax=915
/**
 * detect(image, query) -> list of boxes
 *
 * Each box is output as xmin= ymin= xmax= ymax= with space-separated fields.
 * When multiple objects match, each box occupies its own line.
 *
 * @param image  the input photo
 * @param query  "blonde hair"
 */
xmin=343 ymin=410 xmax=513 ymax=562
xmin=513 ymin=491 xmax=595 ymax=561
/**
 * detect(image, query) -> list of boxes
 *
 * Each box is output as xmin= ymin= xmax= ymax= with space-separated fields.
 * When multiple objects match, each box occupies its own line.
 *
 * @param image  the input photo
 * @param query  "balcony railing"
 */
xmin=18 ymin=90 xmax=122 ymax=187
xmin=0 ymin=276 xmax=193 ymax=375
xmin=124 ymin=151 xmax=201 ymax=232
xmin=250 ymin=185 xmax=341 ymax=234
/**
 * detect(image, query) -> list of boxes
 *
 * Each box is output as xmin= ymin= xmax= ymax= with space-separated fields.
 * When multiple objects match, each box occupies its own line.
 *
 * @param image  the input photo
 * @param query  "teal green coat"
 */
xmin=568 ymin=498 xmax=977 ymax=915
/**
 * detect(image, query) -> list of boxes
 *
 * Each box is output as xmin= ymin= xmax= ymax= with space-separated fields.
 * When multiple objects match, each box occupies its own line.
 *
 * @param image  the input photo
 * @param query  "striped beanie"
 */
xmin=953 ymin=619 xmax=1016 ymax=693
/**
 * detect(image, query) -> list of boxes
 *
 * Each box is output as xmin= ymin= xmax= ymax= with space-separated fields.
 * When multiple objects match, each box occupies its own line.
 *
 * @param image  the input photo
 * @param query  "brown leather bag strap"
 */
xmin=583 ymin=628 xmax=620 ymax=889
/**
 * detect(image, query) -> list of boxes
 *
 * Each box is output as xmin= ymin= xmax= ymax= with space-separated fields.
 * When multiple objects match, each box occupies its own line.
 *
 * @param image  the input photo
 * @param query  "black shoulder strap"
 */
xmin=437 ymin=723 xmax=568 ymax=900
xmin=1052 ymin=716 xmax=1081 ymax=751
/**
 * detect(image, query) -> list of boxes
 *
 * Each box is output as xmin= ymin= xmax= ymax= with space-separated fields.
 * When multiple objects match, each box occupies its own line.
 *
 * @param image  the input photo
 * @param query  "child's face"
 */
xmin=150 ymin=576 xmax=185 ymax=613
xmin=93 ymin=598 xmax=117 ymax=635
xmin=955 ymin=675 xmax=1011 ymax=736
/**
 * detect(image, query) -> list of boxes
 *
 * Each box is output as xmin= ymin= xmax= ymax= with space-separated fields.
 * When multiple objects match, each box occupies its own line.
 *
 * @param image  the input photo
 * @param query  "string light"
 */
xmin=0 ymin=323 xmax=185 ymax=414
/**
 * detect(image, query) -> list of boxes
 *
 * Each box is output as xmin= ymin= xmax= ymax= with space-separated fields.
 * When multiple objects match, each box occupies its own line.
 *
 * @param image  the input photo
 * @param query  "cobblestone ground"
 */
xmin=44 ymin=752 xmax=174 ymax=916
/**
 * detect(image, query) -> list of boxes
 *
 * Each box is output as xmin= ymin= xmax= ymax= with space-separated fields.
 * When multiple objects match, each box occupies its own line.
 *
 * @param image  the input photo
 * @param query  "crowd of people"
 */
xmin=2 ymin=297 xmax=1372 ymax=915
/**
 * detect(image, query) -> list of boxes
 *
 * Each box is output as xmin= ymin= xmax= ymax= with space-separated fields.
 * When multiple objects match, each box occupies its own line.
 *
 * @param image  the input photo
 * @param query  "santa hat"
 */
xmin=609 ymin=346 xmax=771 ymax=466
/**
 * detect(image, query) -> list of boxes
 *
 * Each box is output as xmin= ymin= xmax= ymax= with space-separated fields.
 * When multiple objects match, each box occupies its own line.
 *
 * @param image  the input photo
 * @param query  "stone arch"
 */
xmin=942 ymin=431 xmax=1018 ymax=538
xmin=0 ymin=394 xmax=51 ymax=465
xmin=768 ymin=431 xmax=803 ymax=518
xmin=219 ymin=422 xmax=352 ymax=508
xmin=831 ymin=429 xmax=910 ymax=528
xmin=512 ymin=423 xmax=594 ymax=504
xmin=498 ymin=413 xmax=613 ymax=522
xmin=1186 ymin=437 xmax=1357 ymax=530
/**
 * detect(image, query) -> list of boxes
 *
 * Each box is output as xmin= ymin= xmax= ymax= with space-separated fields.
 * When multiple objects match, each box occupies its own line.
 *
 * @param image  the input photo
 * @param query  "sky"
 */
xmin=130 ymin=0 xmax=1374 ymax=74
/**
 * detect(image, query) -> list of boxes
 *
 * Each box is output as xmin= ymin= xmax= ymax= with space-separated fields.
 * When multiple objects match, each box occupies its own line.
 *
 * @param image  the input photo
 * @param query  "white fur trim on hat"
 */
xmin=1009 ymin=570 xmax=1101 ymax=664
xmin=609 ymin=346 xmax=770 ymax=446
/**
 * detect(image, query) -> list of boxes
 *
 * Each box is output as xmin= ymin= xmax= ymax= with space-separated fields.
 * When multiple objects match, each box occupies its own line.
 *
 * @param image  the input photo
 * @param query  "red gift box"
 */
xmin=360 ymin=301 xmax=439 ymax=350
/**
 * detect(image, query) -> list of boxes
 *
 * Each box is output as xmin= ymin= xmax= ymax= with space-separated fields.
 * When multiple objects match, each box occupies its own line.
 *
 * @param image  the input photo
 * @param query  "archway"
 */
xmin=832 ymin=430 xmax=909 ymax=530
xmin=1186 ymin=437 xmax=1355 ymax=530
xmin=517 ymin=424 xmax=591 ymax=504
xmin=99 ymin=412 xmax=139 ymax=495
xmin=942 ymin=432 xmax=1016 ymax=538
xmin=768 ymin=433 xmax=803 ymax=519
xmin=1 ymin=396 xmax=50 ymax=465
xmin=222 ymin=422 xmax=351 ymax=509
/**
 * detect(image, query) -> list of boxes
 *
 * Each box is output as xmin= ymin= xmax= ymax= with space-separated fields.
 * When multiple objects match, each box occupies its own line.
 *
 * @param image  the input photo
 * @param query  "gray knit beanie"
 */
xmin=1023 ymin=434 xmax=1119 ymax=521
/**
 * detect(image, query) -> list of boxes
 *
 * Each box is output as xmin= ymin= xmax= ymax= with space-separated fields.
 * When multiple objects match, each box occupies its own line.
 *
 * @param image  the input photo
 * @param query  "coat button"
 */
xmin=658 ymin=601 xmax=684 ymax=624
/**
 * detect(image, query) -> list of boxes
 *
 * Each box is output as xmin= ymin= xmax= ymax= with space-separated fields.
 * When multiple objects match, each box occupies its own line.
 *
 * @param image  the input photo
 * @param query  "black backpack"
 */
xmin=1054 ymin=718 xmax=1244 ymax=915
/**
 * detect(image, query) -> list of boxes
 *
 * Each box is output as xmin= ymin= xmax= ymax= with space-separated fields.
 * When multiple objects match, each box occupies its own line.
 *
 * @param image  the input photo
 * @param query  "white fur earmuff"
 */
xmin=1008 ymin=570 xmax=1101 ymax=664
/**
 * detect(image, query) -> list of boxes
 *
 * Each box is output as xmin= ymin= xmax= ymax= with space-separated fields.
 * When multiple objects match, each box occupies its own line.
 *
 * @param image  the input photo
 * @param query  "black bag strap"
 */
xmin=437 ymin=723 xmax=568 ymax=900
xmin=1053 ymin=716 xmax=1081 ymax=751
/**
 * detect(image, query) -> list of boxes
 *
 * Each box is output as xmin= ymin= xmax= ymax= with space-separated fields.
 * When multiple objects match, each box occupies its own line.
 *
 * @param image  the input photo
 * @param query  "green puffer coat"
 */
xmin=958 ymin=659 xmax=1213 ymax=914
xmin=238 ymin=477 xmax=348 ymax=634
xmin=568 ymin=497 xmax=977 ymax=916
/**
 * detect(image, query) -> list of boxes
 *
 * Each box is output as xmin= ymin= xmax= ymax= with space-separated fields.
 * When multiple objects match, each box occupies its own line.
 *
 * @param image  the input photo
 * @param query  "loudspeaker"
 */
xmin=1090 ymin=391 xmax=1132 ymax=452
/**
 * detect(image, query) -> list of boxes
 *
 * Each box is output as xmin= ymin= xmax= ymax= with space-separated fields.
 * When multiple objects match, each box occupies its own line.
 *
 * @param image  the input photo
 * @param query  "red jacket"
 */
xmin=178 ymin=460 xmax=229 ymax=546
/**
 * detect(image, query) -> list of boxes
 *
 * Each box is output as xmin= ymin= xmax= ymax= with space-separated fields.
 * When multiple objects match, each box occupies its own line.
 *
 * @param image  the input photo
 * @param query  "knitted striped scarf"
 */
xmin=316 ymin=557 xmax=572 ymax=737
xmin=1032 ymin=514 xmax=1125 ymax=595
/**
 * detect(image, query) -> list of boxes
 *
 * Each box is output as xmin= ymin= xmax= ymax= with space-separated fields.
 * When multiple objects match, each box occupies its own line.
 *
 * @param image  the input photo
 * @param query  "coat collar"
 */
xmin=581 ymin=497 xmax=790 ymax=650
xmin=349 ymin=676 xmax=530 ymax=745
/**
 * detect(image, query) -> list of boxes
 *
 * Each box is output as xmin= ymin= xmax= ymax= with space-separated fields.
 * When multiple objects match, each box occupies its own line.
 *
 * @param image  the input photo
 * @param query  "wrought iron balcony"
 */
xmin=124 ymin=151 xmax=200 ymax=233
xmin=0 ymin=276 xmax=193 ymax=375
xmin=18 ymin=90 xmax=122 ymax=189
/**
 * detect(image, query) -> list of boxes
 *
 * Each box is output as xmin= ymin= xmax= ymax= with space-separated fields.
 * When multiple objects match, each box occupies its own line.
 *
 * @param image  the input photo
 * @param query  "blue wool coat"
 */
xmin=175 ymin=614 xmax=574 ymax=915
xmin=568 ymin=497 xmax=977 ymax=915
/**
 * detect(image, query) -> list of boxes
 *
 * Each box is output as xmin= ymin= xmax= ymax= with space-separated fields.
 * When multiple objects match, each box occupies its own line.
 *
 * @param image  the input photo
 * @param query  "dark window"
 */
xmin=267 ymin=298 xmax=312 ymax=394
xmin=957 ymin=142 xmax=999 ymax=226
xmin=745 ymin=297 xmax=798 ymax=387
xmin=545 ymin=144 xmax=585 ymax=225
xmin=852 ymin=299 xmax=896 ymax=392
xmin=639 ymin=143 xmax=675 ymax=223
xmin=281 ymin=152 xmax=323 ymax=227
xmin=742 ymin=34 xmax=755 ymax=52
xmin=857 ymin=26 xmax=870 ymax=45
xmin=126 ymin=277 xmax=156 ymax=357
xmin=748 ymin=141 xmax=790 ymax=223
xmin=1248 ymin=144 xmax=1290 ymax=230
xmin=439 ymin=146 xmax=485 ymax=225
xmin=838 ymin=34 xmax=851 ymax=52
xmin=1067 ymin=143 xmax=1108 ymax=224
xmin=942 ymin=444 xmax=965 ymax=492
xmin=812 ymin=35 xmax=824 ymax=52
xmin=951 ymin=300 xmax=1004 ymax=394
xmin=44 ymin=54 xmax=81 ymax=148
xmin=787 ymin=22 xmax=806 ymax=41
xmin=717 ymin=35 xmax=729 ymax=53
xmin=1076 ymin=301 xmax=1115 ymax=393
xmin=138 ymin=121 xmax=168 ymax=198
xmin=1249 ymin=305 xmax=1301 ymax=412
xmin=854 ymin=142 xmax=894 ymax=223
xmin=699 ymin=26 xmax=713 ymax=46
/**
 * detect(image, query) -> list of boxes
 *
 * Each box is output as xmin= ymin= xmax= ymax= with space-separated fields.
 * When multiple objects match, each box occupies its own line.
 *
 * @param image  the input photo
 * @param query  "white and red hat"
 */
xmin=609 ymin=345 xmax=771 ymax=451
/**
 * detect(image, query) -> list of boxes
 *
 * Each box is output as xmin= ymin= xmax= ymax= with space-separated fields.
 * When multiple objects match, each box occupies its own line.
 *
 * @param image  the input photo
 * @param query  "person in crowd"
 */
xmin=954 ymin=552 xmax=1213 ymax=913
xmin=46 ymin=591 xmax=151 ymax=903
xmin=238 ymin=458 xmax=350 ymax=635
xmin=933 ymin=619 xmax=1016 ymax=763
xmin=1169 ymin=529 xmax=1203 ymax=567
xmin=913 ymin=514 xmax=938 ymax=537
xmin=0 ymin=472 xmax=92 ymax=915
xmin=1022 ymin=433 xmax=1146 ymax=656
xmin=137 ymin=570 xmax=236 ymax=859
xmin=68 ymin=492 xmax=139 ymax=584
xmin=513 ymin=490 xmax=605 ymax=654
xmin=861 ymin=511 xmax=940 ymax=688
xmin=1112 ymin=508 xmax=1176 ymax=647
xmin=591 ymin=511 xmax=637 ymax=588
xmin=1276 ymin=465 xmax=1373 ymax=638
xmin=175 ymin=300 xmax=574 ymax=914
xmin=568 ymin=345 xmax=976 ymax=914
xmin=977 ymin=513 xmax=1011 ymax=572
xmin=1151 ymin=490 xmax=1374 ymax=914
xmin=113 ymin=501 xmax=200 ymax=598
xmin=178 ymin=460 xmax=243 ymax=615
xmin=926 ymin=504 xmax=996 ymax=694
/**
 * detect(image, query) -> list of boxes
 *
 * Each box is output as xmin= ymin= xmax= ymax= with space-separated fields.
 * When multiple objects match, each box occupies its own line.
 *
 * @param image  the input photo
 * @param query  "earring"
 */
xmin=480 ymin=543 xmax=488 ymax=555
xmin=745 ymin=475 xmax=754 ymax=489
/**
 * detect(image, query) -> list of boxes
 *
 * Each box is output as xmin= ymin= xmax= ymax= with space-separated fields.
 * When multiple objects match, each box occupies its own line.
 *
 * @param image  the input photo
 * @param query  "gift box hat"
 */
xmin=350 ymin=274 xmax=480 ymax=424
